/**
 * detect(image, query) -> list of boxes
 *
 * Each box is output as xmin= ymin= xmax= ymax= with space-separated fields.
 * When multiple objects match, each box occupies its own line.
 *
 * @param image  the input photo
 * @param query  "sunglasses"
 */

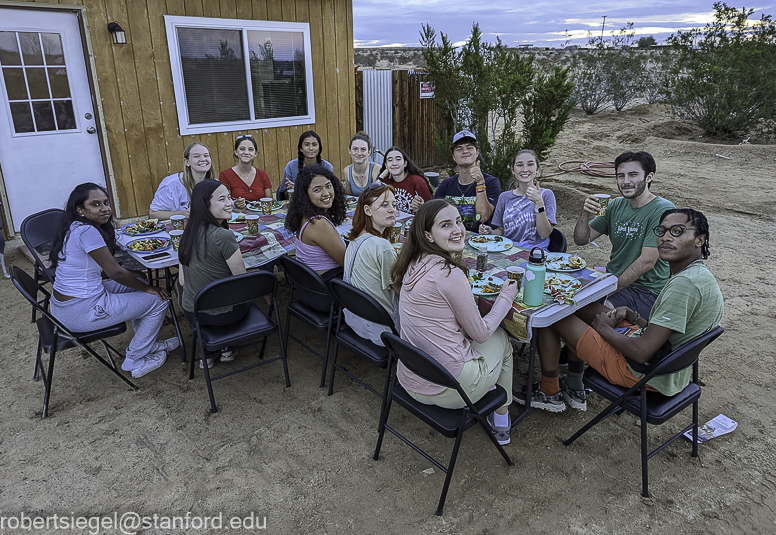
xmin=236 ymin=134 xmax=253 ymax=140
xmin=653 ymin=225 xmax=697 ymax=237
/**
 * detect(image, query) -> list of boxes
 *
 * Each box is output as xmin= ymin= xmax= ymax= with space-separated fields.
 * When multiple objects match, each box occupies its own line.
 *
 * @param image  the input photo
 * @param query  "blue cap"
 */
xmin=452 ymin=129 xmax=478 ymax=146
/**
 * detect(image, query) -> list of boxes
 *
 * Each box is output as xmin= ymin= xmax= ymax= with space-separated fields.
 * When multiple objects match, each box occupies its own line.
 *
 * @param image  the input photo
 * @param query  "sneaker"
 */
xmin=121 ymin=357 xmax=141 ymax=372
xmin=199 ymin=357 xmax=215 ymax=370
xmin=154 ymin=337 xmax=180 ymax=355
xmin=131 ymin=351 xmax=167 ymax=378
xmin=486 ymin=413 xmax=511 ymax=445
xmin=220 ymin=348 xmax=238 ymax=362
xmin=560 ymin=375 xmax=587 ymax=411
xmin=514 ymin=382 xmax=566 ymax=413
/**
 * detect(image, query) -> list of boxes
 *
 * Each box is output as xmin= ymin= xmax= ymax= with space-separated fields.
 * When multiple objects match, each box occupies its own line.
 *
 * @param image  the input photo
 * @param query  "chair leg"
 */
xmin=99 ymin=340 xmax=118 ymax=369
xmin=167 ymin=298 xmax=187 ymax=365
xmin=276 ymin=324 xmax=291 ymax=388
xmin=188 ymin=334 xmax=198 ymax=380
xmin=691 ymin=399 xmax=699 ymax=458
xmin=41 ymin=345 xmax=56 ymax=419
xmin=33 ymin=338 xmax=43 ymax=382
xmin=319 ymin=304 xmax=335 ymax=388
xmin=199 ymin=346 xmax=218 ymax=413
xmin=373 ymin=386 xmax=395 ymax=460
xmin=564 ymin=398 xmax=626 ymax=446
xmin=435 ymin=426 xmax=465 ymax=516
xmin=477 ymin=416 xmax=515 ymax=467
xmin=640 ymin=390 xmax=649 ymax=498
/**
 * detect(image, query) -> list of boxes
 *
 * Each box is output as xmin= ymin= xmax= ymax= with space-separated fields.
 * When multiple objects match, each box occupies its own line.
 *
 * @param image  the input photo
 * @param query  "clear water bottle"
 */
xmin=523 ymin=247 xmax=546 ymax=307
xmin=476 ymin=245 xmax=488 ymax=272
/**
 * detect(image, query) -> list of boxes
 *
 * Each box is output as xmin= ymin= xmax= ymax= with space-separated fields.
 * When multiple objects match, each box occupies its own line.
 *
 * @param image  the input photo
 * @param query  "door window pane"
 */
xmin=19 ymin=33 xmax=43 ymax=65
xmin=0 ymin=31 xmax=21 ymax=65
xmin=48 ymin=67 xmax=70 ymax=98
xmin=10 ymin=102 xmax=34 ymax=133
xmin=26 ymin=67 xmax=50 ymax=99
xmin=53 ymin=100 xmax=76 ymax=130
xmin=248 ymin=31 xmax=308 ymax=119
xmin=42 ymin=33 xmax=65 ymax=66
xmin=32 ymin=101 xmax=55 ymax=131
xmin=2 ymin=67 xmax=28 ymax=100
xmin=177 ymin=27 xmax=249 ymax=124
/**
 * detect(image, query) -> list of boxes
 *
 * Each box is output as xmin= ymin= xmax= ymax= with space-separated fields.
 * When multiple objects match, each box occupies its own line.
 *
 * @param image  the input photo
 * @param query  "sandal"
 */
xmin=220 ymin=349 xmax=238 ymax=363
xmin=199 ymin=357 xmax=214 ymax=370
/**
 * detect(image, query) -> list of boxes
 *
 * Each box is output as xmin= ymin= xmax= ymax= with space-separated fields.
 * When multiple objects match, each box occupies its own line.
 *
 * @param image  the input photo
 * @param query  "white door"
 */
xmin=0 ymin=7 xmax=105 ymax=231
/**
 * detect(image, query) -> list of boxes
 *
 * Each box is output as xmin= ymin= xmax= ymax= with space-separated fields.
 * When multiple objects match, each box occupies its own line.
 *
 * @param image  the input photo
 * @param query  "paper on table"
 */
xmin=683 ymin=414 xmax=737 ymax=443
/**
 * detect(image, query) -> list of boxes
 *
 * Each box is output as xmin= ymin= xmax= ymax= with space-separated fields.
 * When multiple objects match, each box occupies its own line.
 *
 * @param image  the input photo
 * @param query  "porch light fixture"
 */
xmin=107 ymin=22 xmax=127 ymax=45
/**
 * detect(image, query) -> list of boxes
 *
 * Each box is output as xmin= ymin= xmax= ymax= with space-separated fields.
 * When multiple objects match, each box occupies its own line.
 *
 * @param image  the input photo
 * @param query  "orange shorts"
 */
xmin=576 ymin=322 xmax=655 ymax=391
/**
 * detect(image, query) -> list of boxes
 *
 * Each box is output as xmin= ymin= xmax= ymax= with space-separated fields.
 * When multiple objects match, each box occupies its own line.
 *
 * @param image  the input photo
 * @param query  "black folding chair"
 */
xmin=327 ymin=279 xmax=397 ymax=404
xmin=279 ymin=255 xmax=338 ymax=388
xmin=564 ymin=326 xmax=724 ymax=497
xmin=374 ymin=333 xmax=514 ymax=516
xmin=11 ymin=266 xmax=138 ymax=418
xmin=189 ymin=270 xmax=290 ymax=413
xmin=20 ymin=209 xmax=64 ymax=320
xmin=548 ymin=228 xmax=567 ymax=253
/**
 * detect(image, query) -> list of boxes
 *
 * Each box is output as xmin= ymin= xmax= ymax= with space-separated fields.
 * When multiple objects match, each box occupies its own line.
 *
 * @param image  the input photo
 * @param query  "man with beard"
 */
xmin=574 ymin=151 xmax=674 ymax=320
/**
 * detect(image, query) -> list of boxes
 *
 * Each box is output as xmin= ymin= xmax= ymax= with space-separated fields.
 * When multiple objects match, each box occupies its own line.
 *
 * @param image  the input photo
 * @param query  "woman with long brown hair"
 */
xmin=379 ymin=146 xmax=432 ymax=214
xmin=391 ymin=199 xmax=518 ymax=445
xmin=343 ymin=182 xmax=400 ymax=345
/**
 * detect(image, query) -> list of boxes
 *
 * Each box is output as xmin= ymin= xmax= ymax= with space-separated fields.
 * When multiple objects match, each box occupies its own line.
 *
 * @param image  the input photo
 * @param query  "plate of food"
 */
xmin=125 ymin=237 xmax=171 ymax=253
xmin=227 ymin=212 xmax=246 ymax=224
xmin=345 ymin=195 xmax=358 ymax=206
xmin=233 ymin=230 xmax=244 ymax=243
xmin=544 ymin=273 xmax=582 ymax=294
xmin=470 ymin=274 xmax=504 ymax=297
xmin=245 ymin=202 xmax=262 ymax=212
xmin=468 ymin=235 xmax=514 ymax=252
xmin=546 ymin=253 xmax=586 ymax=272
xmin=121 ymin=219 xmax=165 ymax=236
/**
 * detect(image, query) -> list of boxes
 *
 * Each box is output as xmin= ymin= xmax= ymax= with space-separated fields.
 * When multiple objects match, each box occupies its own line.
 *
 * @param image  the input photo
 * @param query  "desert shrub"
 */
xmin=421 ymin=23 xmax=573 ymax=185
xmin=637 ymin=36 xmax=656 ymax=48
xmin=663 ymin=2 xmax=776 ymax=139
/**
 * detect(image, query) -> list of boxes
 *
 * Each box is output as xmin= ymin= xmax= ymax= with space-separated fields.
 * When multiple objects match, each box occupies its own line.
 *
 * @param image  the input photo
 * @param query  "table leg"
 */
xmin=164 ymin=267 xmax=187 ymax=365
xmin=511 ymin=333 xmax=536 ymax=429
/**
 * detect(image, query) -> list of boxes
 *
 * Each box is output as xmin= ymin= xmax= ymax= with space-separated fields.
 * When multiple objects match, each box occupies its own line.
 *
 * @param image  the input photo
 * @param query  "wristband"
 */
xmin=476 ymin=186 xmax=486 ymax=194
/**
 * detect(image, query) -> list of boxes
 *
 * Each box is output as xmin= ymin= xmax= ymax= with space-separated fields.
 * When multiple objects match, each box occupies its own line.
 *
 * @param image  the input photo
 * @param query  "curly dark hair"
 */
xmin=390 ymin=199 xmax=468 ymax=289
xmin=49 ymin=183 xmax=116 ymax=269
xmin=660 ymin=208 xmax=711 ymax=259
xmin=285 ymin=165 xmax=346 ymax=234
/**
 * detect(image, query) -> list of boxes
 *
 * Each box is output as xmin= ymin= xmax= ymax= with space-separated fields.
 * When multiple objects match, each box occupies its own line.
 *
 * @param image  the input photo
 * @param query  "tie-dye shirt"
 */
xmin=490 ymin=189 xmax=557 ymax=250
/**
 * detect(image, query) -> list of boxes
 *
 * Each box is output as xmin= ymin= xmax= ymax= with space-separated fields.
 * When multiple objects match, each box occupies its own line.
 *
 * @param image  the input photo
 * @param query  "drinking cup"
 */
xmin=260 ymin=197 xmax=273 ymax=216
xmin=246 ymin=215 xmax=260 ymax=235
xmin=170 ymin=214 xmax=185 ymax=231
xmin=287 ymin=188 xmax=294 ymax=204
xmin=506 ymin=266 xmax=525 ymax=290
xmin=392 ymin=222 xmax=403 ymax=243
xmin=452 ymin=250 xmax=463 ymax=262
xmin=593 ymin=194 xmax=611 ymax=216
xmin=170 ymin=230 xmax=183 ymax=251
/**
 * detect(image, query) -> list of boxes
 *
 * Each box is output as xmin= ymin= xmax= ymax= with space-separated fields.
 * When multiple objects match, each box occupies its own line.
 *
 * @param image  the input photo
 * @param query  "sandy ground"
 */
xmin=1 ymin=104 xmax=775 ymax=534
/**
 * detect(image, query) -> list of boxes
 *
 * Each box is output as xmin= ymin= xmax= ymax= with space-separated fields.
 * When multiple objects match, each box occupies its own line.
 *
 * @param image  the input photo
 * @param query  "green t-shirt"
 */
xmin=628 ymin=263 xmax=724 ymax=396
xmin=589 ymin=195 xmax=675 ymax=295
xmin=181 ymin=226 xmax=240 ymax=314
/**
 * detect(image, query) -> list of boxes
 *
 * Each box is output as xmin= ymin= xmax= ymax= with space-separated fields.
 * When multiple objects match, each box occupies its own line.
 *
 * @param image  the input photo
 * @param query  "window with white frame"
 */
xmin=164 ymin=16 xmax=315 ymax=135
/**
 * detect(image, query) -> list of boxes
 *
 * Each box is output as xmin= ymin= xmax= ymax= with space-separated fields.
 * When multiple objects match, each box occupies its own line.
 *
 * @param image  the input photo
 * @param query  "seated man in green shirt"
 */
xmin=574 ymin=151 xmax=675 ymax=320
xmin=517 ymin=208 xmax=724 ymax=412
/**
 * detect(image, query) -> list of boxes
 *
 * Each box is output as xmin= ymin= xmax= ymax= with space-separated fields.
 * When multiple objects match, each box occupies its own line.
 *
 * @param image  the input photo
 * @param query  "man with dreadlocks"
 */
xmin=516 ymin=208 xmax=724 ymax=413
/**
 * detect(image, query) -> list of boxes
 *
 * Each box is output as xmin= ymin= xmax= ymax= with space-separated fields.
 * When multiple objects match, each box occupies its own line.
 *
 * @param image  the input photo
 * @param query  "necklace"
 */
xmin=457 ymin=178 xmax=473 ymax=197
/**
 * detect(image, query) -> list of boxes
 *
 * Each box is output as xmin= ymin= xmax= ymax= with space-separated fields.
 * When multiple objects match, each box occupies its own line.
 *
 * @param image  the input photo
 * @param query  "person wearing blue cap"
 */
xmin=433 ymin=130 xmax=501 ymax=231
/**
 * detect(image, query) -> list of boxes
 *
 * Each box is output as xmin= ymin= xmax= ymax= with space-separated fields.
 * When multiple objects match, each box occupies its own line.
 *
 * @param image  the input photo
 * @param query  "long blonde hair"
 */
xmin=180 ymin=142 xmax=213 ymax=199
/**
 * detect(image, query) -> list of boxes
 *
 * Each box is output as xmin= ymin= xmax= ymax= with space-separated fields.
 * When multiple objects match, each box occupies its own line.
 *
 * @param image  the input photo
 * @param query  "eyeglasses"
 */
xmin=236 ymin=134 xmax=253 ymax=140
xmin=653 ymin=225 xmax=697 ymax=237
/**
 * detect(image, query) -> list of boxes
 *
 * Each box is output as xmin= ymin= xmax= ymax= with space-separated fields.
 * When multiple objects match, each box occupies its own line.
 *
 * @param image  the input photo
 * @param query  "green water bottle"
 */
xmin=523 ymin=247 xmax=546 ymax=307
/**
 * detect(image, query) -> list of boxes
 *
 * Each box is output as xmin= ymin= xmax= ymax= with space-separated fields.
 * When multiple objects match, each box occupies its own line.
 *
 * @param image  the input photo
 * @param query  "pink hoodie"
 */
xmin=397 ymin=254 xmax=517 ymax=395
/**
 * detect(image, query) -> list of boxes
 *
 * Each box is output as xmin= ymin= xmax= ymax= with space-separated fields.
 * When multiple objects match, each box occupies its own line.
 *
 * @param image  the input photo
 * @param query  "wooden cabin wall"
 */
xmin=44 ymin=0 xmax=355 ymax=218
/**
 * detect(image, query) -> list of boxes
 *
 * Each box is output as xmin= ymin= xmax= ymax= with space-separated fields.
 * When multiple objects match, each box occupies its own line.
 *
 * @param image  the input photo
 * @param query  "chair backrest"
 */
xmin=381 ymin=333 xmax=468 ymax=399
xmin=11 ymin=266 xmax=73 ymax=340
xmin=329 ymin=279 xmax=396 ymax=333
xmin=279 ymin=255 xmax=334 ymax=303
xmin=193 ymin=270 xmax=277 ymax=314
xmin=548 ymin=228 xmax=567 ymax=253
xmin=20 ymin=208 xmax=65 ymax=282
xmin=629 ymin=326 xmax=724 ymax=377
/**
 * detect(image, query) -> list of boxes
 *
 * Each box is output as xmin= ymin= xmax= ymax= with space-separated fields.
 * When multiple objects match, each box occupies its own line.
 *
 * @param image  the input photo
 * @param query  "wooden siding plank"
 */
xmin=320 ymin=0 xmax=338 ymax=172
xmin=219 ymin=0 xmax=236 ymax=20
xmin=201 ymin=0 xmax=219 ymax=18
xmin=161 ymin=0 xmax=186 ymax=177
xmin=276 ymin=126 xmax=291 ymax=183
xmin=261 ymin=127 xmax=280 ymax=190
xmin=265 ymin=0 xmax=281 ymax=21
xmin=334 ymin=0 xmax=350 ymax=174
xmin=183 ymin=0 xmax=203 ymax=17
xmin=307 ymin=0 xmax=325 ymax=163
xmin=127 ymin=0 xmax=167 ymax=210
xmin=86 ymin=0 xmax=136 ymax=217
xmin=346 ymin=0 xmax=355 ymax=144
xmin=250 ymin=0 xmax=267 ymax=20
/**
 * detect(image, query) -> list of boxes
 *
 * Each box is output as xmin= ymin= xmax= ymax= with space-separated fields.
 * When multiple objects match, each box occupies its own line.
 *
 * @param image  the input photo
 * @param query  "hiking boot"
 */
xmin=131 ymin=351 xmax=167 ymax=378
xmin=560 ymin=375 xmax=587 ymax=411
xmin=514 ymin=382 xmax=566 ymax=413
xmin=486 ymin=413 xmax=511 ymax=446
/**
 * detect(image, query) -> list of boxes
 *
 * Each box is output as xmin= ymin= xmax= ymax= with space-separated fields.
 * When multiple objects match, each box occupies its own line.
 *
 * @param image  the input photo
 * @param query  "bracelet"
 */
xmin=476 ymin=186 xmax=486 ymax=194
